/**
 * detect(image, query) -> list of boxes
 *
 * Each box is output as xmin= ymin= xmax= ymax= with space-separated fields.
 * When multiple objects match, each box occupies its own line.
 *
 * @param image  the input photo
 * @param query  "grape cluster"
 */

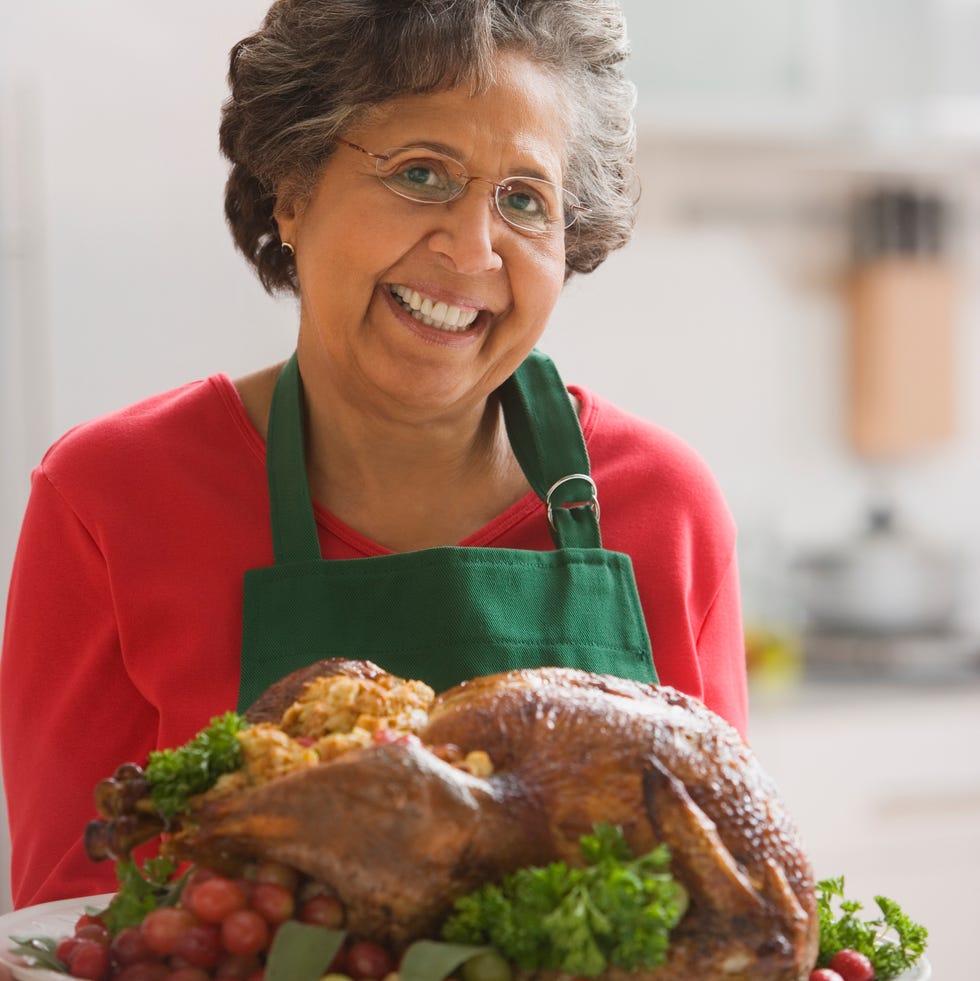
xmin=52 ymin=862 xmax=397 ymax=981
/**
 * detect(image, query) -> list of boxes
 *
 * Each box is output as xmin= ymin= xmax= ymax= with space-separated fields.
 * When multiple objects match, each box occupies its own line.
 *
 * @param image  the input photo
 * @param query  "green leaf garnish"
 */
xmin=265 ymin=921 xmax=346 ymax=981
xmin=145 ymin=711 xmax=246 ymax=818
xmin=8 ymin=934 xmax=68 ymax=973
xmin=816 ymin=876 xmax=928 ymax=979
xmin=401 ymin=940 xmax=492 ymax=981
xmin=441 ymin=823 xmax=687 ymax=977
xmin=102 ymin=854 xmax=186 ymax=933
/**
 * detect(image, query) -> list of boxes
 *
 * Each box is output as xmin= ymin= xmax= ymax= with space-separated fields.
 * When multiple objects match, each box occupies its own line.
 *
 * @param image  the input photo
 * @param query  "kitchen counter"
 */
xmin=749 ymin=679 xmax=980 ymax=980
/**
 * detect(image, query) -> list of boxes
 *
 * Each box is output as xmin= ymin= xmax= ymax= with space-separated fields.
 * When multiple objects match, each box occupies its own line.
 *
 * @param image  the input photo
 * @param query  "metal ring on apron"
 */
xmin=545 ymin=473 xmax=600 ymax=531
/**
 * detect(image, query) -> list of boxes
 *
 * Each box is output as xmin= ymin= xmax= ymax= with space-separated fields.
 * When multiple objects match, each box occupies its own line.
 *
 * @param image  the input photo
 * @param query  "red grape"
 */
xmin=74 ymin=913 xmax=107 ymax=934
xmin=253 ymin=861 xmax=299 ymax=893
xmin=67 ymin=939 xmax=111 ymax=980
xmin=173 ymin=923 xmax=223 ymax=969
xmin=55 ymin=936 xmax=79 ymax=966
xmin=250 ymin=881 xmax=295 ymax=924
xmin=299 ymin=894 xmax=345 ymax=928
xmin=140 ymin=908 xmax=198 ymax=956
xmin=75 ymin=922 xmax=112 ymax=947
xmin=829 ymin=950 xmax=875 ymax=981
xmin=185 ymin=876 xmax=248 ymax=924
xmin=221 ymin=909 xmax=270 ymax=957
xmin=111 ymin=925 xmax=156 ymax=966
xmin=347 ymin=940 xmax=396 ymax=980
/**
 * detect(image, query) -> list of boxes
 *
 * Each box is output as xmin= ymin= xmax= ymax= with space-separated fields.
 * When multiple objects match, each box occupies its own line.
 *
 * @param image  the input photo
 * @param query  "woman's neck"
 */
xmin=235 ymin=358 xmax=531 ymax=552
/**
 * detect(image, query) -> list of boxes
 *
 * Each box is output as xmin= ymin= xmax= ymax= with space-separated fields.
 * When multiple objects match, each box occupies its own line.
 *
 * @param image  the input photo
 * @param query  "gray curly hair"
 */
xmin=219 ymin=0 xmax=638 ymax=293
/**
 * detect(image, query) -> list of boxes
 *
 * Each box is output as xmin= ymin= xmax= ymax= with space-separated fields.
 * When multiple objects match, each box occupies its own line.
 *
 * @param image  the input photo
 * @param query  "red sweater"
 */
xmin=1 ymin=372 xmax=746 ymax=908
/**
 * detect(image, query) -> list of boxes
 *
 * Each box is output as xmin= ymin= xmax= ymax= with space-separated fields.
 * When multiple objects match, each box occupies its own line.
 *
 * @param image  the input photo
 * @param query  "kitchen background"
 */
xmin=1 ymin=0 xmax=979 ymax=976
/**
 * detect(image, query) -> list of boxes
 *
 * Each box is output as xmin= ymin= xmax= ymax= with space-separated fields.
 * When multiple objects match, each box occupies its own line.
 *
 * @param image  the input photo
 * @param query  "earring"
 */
xmin=280 ymin=242 xmax=295 ymax=257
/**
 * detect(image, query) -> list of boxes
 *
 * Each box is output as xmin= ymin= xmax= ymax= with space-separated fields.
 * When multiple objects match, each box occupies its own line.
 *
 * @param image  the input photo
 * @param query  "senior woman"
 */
xmin=1 ymin=0 xmax=747 ymax=910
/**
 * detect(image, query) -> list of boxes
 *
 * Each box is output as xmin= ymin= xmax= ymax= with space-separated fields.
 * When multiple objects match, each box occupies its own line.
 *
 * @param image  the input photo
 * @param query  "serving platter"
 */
xmin=0 ymin=897 xmax=115 ymax=980
xmin=0 ymin=895 xmax=932 ymax=981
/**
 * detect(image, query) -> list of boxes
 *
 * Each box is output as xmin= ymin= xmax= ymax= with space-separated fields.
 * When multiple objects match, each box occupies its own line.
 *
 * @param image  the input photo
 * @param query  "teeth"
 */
xmin=390 ymin=285 xmax=479 ymax=332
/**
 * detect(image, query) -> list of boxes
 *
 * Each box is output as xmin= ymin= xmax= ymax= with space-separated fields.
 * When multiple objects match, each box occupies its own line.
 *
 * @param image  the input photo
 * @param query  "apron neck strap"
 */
xmin=267 ymin=353 xmax=321 ymax=563
xmin=266 ymin=348 xmax=601 ymax=562
xmin=500 ymin=349 xmax=602 ymax=549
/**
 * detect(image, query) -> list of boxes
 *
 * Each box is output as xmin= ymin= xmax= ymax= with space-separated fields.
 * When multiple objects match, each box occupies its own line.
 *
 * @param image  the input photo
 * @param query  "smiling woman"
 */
xmin=0 ymin=0 xmax=748 ymax=914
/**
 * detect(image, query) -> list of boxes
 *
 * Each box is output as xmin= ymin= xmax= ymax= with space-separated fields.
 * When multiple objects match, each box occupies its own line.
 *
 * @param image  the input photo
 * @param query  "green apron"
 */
xmin=238 ymin=349 xmax=657 ymax=710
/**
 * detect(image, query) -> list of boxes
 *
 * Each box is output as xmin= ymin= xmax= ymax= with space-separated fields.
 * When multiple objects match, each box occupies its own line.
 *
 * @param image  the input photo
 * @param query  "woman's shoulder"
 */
xmin=573 ymin=385 xmax=728 ymax=504
xmin=38 ymin=373 xmax=260 ymax=489
xmin=572 ymin=386 xmax=738 ymax=610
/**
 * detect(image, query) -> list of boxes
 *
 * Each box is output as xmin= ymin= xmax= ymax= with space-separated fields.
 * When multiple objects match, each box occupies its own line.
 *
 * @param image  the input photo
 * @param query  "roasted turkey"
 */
xmin=144 ymin=659 xmax=817 ymax=980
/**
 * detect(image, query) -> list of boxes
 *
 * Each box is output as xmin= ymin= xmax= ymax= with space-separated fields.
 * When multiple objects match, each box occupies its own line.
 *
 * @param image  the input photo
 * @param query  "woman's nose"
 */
xmin=426 ymin=183 xmax=504 ymax=274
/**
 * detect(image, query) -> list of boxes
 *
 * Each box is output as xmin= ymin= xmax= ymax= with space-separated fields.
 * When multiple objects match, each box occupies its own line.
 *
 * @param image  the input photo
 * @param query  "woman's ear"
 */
xmin=274 ymin=200 xmax=298 ymax=248
xmin=273 ymin=184 xmax=304 ymax=246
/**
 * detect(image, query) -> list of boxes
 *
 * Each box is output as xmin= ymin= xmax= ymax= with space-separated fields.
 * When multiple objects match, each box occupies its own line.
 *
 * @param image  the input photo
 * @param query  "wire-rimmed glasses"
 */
xmin=335 ymin=137 xmax=588 ymax=235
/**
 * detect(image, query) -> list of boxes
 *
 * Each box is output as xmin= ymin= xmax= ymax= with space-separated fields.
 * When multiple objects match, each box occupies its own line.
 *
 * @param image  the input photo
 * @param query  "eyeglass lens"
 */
xmin=375 ymin=148 xmax=577 ymax=232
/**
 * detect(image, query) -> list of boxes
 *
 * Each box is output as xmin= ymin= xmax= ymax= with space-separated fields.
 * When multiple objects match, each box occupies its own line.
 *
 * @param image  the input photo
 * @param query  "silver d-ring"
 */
xmin=545 ymin=473 xmax=600 ymax=531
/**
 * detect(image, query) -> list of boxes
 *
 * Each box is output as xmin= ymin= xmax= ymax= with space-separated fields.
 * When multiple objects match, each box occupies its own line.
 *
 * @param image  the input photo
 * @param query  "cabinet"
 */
xmin=749 ymin=682 xmax=980 ymax=980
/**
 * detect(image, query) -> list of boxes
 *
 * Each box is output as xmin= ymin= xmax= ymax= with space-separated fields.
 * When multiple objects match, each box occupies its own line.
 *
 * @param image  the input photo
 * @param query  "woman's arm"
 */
xmin=694 ymin=552 xmax=749 ymax=739
xmin=1 ymin=469 xmax=157 ymax=907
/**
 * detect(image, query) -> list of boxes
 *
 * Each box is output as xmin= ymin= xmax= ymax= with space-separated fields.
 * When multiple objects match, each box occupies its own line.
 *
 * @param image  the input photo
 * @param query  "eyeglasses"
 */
xmin=335 ymin=137 xmax=588 ymax=235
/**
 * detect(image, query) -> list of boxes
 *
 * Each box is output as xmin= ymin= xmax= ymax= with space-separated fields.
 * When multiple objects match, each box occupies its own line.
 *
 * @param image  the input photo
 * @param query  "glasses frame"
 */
xmin=334 ymin=137 xmax=588 ymax=234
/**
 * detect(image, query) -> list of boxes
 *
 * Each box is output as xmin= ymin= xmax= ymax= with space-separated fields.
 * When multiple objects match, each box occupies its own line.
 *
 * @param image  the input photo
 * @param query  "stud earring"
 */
xmin=281 ymin=242 xmax=295 ymax=257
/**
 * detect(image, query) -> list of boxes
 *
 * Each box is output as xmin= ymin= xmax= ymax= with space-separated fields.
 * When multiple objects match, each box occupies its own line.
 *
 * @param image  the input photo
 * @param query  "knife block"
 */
xmin=846 ymin=189 xmax=957 ymax=459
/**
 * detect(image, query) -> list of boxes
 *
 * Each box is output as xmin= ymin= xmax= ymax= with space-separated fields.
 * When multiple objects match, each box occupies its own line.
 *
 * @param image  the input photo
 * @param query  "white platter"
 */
xmin=895 ymin=955 xmax=932 ymax=981
xmin=0 ymin=894 xmax=932 ymax=980
xmin=0 ymin=896 xmax=115 ymax=980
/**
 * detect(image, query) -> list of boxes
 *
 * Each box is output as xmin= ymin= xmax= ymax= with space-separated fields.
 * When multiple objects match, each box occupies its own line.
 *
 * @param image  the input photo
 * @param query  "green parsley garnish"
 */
xmin=816 ymin=876 xmax=928 ymax=979
xmin=102 ymin=855 xmax=187 ymax=933
xmin=441 ymin=823 xmax=687 ymax=977
xmin=145 ymin=711 xmax=247 ymax=818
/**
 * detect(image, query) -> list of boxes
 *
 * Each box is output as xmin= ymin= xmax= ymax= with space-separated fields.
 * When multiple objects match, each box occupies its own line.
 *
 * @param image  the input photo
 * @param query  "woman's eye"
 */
xmin=499 ymin=183 xmax=553 ymax=225
xmin=504 ymin=190 xmax=542 ymax=214
xmin=402 ymin=164 xmax=440 ymax=187
xmin=383 ymin=156 xmax=457 ymax=200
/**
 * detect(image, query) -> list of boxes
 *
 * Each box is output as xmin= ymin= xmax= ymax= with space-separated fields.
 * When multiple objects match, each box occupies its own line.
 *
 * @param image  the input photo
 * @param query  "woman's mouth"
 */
xmin=389 ymin=284 xmax=481 ymax=333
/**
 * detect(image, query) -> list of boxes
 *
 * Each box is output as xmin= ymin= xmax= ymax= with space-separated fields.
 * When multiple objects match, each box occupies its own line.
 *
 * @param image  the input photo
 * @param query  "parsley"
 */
xmin=816 ymin=876 xmax=928 ymax=979
xmin=441 ymin=824 xmax=687 ymax=977
xmin=102 ymin=855 xmax=187 ymax=933
xmin=145 ymin=711 xmax=247 ymax=818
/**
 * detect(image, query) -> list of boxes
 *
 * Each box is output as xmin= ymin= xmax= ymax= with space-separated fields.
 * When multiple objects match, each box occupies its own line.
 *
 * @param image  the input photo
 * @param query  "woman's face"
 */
xmin=276 ymin=52 xmax=571 ymax=420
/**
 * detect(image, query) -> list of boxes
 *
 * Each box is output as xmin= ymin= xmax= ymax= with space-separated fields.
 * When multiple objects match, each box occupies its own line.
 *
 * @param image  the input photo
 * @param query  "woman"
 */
xmin=0 ymin=0 xmax=747 ymax=910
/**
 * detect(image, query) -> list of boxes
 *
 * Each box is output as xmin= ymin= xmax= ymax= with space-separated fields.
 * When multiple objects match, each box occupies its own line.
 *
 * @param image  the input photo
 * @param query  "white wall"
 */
xmin=0 ymin=0 xmax=290 ymax=915
xmin=3 ymin=0 xmax=980 ymax=921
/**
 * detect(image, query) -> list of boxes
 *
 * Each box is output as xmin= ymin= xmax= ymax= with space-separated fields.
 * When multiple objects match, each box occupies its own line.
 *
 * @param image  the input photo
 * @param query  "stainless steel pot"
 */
xmin=792 ymin=506 xmax=958 ymax=634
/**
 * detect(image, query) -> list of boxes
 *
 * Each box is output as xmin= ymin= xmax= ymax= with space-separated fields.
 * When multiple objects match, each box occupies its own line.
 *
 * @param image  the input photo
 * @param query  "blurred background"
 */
xmin=2 ymin=1 xmax=979 ymax=976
